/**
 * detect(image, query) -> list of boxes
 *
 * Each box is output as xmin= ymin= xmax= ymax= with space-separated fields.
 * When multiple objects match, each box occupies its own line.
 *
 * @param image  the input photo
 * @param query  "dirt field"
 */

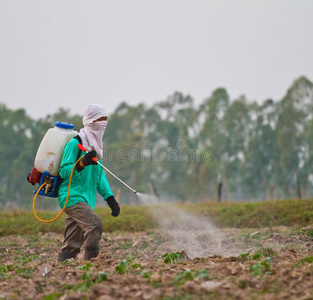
xmin=1 ymin=225 xmax=313 ymax=299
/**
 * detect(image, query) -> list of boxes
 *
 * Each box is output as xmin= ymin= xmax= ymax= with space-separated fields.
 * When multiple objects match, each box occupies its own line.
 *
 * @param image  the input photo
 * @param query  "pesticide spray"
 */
xmin=135 ymin=193 xmax=240 ymax=258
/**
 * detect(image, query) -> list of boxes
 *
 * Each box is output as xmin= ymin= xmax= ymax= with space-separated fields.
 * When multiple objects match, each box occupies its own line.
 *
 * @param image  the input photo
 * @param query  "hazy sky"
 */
xmin=0 ymin=0 xmax=312 ymax=119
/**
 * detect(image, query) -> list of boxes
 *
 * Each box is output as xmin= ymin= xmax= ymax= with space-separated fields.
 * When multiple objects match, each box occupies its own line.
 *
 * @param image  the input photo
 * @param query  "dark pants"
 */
xmin=58 ymin=202 xmax=103 ymax=262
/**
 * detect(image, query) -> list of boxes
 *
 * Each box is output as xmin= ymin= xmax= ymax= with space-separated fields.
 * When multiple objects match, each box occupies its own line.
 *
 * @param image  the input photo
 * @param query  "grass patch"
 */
xmin=119 ymin=241 xmax=133 ymax=249
xmin=1 ymin=199 xmax=313 ymax=236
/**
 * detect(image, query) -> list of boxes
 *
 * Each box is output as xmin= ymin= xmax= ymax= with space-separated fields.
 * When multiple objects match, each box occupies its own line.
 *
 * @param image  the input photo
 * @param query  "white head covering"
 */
xmin=79 ymin=104 xmax=108 ymax=159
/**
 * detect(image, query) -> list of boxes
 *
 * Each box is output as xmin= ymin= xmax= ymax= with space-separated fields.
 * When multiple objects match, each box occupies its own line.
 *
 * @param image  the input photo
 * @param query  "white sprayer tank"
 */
xmin=34 ymin=122 xmax=78 ymax=176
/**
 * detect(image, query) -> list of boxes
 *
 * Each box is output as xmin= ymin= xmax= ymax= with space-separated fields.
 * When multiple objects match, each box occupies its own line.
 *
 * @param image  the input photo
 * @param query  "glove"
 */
xmin=106 ymin=196 xmax=120 ymax=217
xmin=76 ymin=151 xmax=98 ymax=171
xmin=82 ymin=151 xmax=98 ymax=166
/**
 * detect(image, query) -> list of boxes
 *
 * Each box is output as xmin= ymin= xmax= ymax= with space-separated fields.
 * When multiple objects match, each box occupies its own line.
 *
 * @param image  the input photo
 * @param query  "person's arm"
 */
xmin=96 ymin=162 xmax=120 ymax=217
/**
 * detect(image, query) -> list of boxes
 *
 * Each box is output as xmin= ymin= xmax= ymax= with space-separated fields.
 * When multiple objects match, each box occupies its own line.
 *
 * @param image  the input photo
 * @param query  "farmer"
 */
xmin=57 ymin=104 xmax=120 ymax=262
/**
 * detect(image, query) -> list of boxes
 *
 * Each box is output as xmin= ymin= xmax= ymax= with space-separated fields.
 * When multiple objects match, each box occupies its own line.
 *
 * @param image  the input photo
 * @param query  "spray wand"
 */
xmin=77 ymin=144 xmax=138 ymax=195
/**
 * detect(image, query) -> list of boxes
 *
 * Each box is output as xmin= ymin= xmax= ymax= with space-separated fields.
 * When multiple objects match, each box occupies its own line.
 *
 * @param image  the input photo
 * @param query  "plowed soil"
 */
xmin=1 ymin=225 xmax=313 ymax=299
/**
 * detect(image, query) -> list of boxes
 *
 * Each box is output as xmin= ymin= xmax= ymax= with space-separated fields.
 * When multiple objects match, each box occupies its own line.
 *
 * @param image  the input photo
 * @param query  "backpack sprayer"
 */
xmin=28 ymin=122 xmax=137 ymax=223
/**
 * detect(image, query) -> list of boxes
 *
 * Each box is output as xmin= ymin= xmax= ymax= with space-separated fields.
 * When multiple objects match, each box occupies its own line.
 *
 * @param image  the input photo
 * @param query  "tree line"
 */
xmin=1 ymin=76 xmax=312 ymax=209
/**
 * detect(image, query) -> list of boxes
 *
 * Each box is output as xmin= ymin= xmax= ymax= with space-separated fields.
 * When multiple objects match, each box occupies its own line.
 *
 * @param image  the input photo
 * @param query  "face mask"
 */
xmin=90 ymin=120 xmax=107 ymax=133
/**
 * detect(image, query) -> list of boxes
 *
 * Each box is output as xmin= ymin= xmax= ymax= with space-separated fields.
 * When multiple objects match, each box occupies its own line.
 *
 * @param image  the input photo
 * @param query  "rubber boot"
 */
xmin=58 ymin=252 xmax=77 ymax=262
xmin=84 ymin=247 xmax=99 ymax=260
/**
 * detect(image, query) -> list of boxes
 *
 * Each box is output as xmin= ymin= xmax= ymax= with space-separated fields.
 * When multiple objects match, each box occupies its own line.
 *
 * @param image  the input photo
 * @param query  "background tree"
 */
xmin=276 ymin=77 xmax=313 ymax=198
xmin=1 ymin=76 xmax=313 ymax=209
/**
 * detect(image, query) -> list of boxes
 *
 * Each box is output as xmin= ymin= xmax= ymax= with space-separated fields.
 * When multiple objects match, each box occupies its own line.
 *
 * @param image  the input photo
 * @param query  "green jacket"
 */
xmin=58 ymin=138 xmax=113 ymax=209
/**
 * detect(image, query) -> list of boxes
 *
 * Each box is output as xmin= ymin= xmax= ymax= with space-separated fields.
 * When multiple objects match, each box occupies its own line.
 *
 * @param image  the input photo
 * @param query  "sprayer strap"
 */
xmin=74 ymin=135 xmax=83 ymax=160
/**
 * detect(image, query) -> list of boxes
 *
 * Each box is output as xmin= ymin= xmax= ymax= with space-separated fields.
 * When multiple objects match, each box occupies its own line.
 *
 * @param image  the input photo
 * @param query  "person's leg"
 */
xmin=58 ymin=215 xmax=84 ymax=262
xmin=61 ymin=202 xmax=103 ymax=260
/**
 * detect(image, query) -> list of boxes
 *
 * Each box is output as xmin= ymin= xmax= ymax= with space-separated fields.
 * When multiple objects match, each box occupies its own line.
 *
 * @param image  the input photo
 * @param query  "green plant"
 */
xmin=75 ymin=263 xmax=95 ymax=271
xmin=74 ymin=270 xmax=108 ymax=292
xmin=295 ymin=256 xmax=313 ymax=267
xmin=240 ymin=248 xmax=275 ymax=262
xmin=0 ymin=254 xmax=46 ymax=280
xmin=115 ymin=260 xmax=129 ymax=274
xmin=14 ymin=253 xmax=45 ymax=265
xmin=157 ymin=252 xmax=185 ymax=264
xmin=73 ymin=282 xmax=91 ymax=293
xmin=173 ymin=270 xmax=194 ymax=285
xmin=0 ymin=264 xmax=13 ymax=278
xmin=173 ymin=268 xmax=210 ymax=285
xmin=115 ymin=255 xmax=134 ymax=273
xmin=251 ymin=252 xmax=263 ymax=260
xmin=80 ymin=272 xmax=92 ymax=281
xmin=15 ymin=266 xmax=36 ymax=278
xmin=238 ymin=252 xmax=250 ymax=261
xmin=131 ymin=263 xmax=143 ymax=270
xmin=43 ymin=292 xmax=63 ymax=300
xmin=195 ymin=268 xmax=210 ymax=280
xmin=95 ymin=271 xmax=108 ymax=283
xmin=305 ymin=229 xmax=313 ymax=238
xmin=140 ymin=270 xmax=153 ymax=281
xmin=58 ymin=284 xmax=74 ymax=291
xmin=247 ymin=260 xmax=274 ymax=277
xmin=115 ymin=254 xmax=143 ymax=275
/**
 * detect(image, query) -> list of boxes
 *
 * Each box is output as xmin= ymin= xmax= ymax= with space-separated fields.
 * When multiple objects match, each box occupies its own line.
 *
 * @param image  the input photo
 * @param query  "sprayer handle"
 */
xmin=77 ymin=144 xmax=98 ymax=162
xmin=78 ymin=143 xmax=87 ymax=152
